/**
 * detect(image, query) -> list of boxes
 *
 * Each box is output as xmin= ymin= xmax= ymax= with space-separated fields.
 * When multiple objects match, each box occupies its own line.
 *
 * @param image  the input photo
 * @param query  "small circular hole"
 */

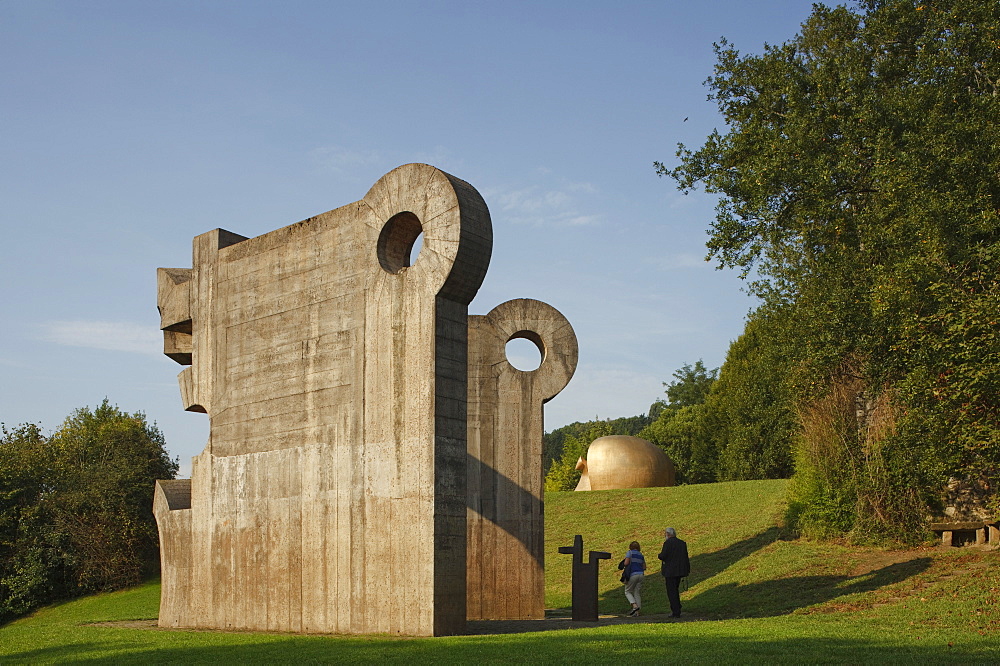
xmin=377 ymin=211 xmax=423 ymax=274
xmin=505 ymin=332 xmax=544 ymax=371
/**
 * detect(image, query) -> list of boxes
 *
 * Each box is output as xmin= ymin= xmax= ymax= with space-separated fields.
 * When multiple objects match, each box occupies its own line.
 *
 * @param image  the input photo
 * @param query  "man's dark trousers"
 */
xmin=664 ymin=576 xmax=683 ymax=617
xmin=658 ymin=535 xmax=690 ymax=618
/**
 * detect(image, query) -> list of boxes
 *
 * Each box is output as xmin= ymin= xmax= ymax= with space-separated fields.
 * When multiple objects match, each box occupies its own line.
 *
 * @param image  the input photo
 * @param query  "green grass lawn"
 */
xmin=3 ymin=480 xmax=998 ymax=663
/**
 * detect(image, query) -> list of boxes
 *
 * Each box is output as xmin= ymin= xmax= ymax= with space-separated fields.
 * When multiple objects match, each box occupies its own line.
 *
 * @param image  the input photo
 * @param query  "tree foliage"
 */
xmin=543 ymin=413 xmax=653 ymax=477
xmin=640 ymin=361 xmax=719 ymax=483
xmin=661 ymin=0 xmax=1000 ymax=540
xmin=642 ymin=403 xmax=715 ymax=484
xmin=707 ymin=311 xmax=797 ymax=481
xmin=664 ymin=361 xmax=718 ymax=409
xmin=544 ymin=421 xmax=613 ymax=491
xmin=0 ymin=401 xmax=177 ymax=623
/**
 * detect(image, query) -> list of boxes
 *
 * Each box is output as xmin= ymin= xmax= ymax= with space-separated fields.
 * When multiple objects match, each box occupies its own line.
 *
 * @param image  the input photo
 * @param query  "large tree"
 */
xmin=0 ymin=401 xmax=177 ymax=622
xmin=661 ymin=0 xmax=1000 ymax=540
xmin=706 ymin=310 xmax=797 ymax=481
xmin=640 ymin=360 xmax=719 ymax=484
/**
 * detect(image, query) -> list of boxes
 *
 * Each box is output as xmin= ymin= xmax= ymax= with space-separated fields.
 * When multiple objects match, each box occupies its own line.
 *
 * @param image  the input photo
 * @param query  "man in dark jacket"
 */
xmin=657 ymin=527 xmax=690 ymax=618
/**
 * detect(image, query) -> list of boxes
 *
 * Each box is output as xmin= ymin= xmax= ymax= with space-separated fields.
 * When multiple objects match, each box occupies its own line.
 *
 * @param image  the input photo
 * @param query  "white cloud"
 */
xmin=482 ymin=177 xmax=601 ymax=227
xmin=561 ymin=214 xmax=601 ymax=227
xmin=39 ymin=320 xmax=162 ymax=355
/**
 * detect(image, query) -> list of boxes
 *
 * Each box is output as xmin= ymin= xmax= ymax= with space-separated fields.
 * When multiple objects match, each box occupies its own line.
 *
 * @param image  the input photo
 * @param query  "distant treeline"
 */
xmin=543 ymin=414 xmax=653 ymax=476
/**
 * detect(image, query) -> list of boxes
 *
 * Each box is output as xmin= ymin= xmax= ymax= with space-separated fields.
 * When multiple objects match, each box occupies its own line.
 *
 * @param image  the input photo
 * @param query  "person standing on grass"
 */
xmin=658 ymin=527 xmax=690 ymax=618
xmin=622 ymin=541 xmax=646 ymax=616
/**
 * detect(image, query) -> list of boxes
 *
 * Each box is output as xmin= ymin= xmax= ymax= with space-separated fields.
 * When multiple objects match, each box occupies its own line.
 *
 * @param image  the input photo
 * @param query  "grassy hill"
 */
xmin=547 ymin=481 xmax=999 ymax=621
xmin=2 ymin=480 xmax=998 ymax=663
xmin=545 ymin=479 xmax=790 ymax=614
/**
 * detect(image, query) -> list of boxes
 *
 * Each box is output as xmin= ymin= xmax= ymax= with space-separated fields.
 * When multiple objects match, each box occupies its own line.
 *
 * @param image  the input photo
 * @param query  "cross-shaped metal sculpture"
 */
xmin=558 ymin=534 xmax=611 ymax=621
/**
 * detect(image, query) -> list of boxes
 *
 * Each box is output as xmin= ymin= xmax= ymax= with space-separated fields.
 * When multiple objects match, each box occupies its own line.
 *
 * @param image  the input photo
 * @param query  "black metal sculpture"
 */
xmin=558 ymin=534 xmax=611 ymax=621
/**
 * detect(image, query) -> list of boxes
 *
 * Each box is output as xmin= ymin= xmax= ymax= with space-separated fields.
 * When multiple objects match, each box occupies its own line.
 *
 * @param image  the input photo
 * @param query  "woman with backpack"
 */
xmin=621 ymin=541 xmax=646 ymax=616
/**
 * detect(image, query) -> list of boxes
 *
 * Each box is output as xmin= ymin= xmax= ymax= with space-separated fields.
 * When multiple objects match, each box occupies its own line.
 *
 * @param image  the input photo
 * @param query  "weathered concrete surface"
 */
xmin=929 ymin=521 xmax=1000 ymax=548
xmin=467 ymin=299 xmax=577 ymax=620
xmin=154 ymin=164 xmax=493 ymax=636
xmin=574 ymin=435 xmax=676 ymax=491
xmin=154 ymin=164 xmax=578 ymax=636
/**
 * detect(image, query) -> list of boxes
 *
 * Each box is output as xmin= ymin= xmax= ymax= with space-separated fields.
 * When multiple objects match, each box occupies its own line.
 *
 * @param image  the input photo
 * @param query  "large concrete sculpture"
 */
xmin=467 ymin=300 xmax=577 ymax=620
xmin=574 ymin=435 xmax=675 ymax=491
xmin=153 ymin=164 xmax=576 ymax=636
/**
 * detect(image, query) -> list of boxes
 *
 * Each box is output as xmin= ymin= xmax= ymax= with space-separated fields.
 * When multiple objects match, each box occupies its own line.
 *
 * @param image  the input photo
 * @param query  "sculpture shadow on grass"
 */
xmin=596 ymin=526 xmax=932 ymax=619
xmin=686 ymin=526 xmax=789 ymax=585
xmin=687 ymin=556 xmax=933 ymax=619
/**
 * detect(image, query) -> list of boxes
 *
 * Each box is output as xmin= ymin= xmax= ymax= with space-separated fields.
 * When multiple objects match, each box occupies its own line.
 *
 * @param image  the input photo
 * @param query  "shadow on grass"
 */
xmin=690 ymin=556 xmax=933 ymax=618
xmin=3 ymin=628 xmax=993 ymax=664
xmin=597 ymin=527 xmax=932 ymax=619
xmin=597 ymin=527 xmax=788 ymax=616
xmin=686 ymin=526 xmax=789 ymax=585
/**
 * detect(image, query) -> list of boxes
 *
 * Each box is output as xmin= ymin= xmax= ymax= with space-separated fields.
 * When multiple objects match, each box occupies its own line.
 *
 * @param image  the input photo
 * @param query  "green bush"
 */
xmin=0 ymin=401 xmax=177 ymax=623
xmin=544 ymin=421 xmax=612 ymax=491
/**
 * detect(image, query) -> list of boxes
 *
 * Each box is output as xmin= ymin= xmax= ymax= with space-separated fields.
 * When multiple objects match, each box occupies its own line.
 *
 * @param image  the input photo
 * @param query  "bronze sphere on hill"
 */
xmin=574 ymin=435 xmax=676 ymax=490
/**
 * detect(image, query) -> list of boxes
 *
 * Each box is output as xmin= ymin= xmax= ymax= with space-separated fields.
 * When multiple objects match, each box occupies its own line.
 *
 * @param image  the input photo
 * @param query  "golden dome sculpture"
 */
xmin=574 ymin=435 xmax=676 ymax=491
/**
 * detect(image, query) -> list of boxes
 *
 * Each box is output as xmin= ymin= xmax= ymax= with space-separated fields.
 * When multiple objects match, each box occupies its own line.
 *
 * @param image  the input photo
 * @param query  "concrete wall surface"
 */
xmin=153 ymin=164 xmax=574 ymax=635
xmin=467 ymin=299 xmax=577 ymax=620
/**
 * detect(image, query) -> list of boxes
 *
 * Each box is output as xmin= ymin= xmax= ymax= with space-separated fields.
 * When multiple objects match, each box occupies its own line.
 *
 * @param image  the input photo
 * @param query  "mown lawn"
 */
xmin=2 ymin=480 xmax=998 ymax=663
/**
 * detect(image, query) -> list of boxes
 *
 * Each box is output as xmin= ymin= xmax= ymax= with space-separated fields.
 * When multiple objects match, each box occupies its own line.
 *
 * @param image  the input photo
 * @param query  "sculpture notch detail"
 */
xmin=153 ymin=164 xmax=577 ymax=636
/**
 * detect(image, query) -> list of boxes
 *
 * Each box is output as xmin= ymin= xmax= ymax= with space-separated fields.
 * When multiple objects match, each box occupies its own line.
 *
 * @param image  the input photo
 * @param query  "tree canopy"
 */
xmin=639 ymin=360 xmax=719 ymax=484
xmin=660 ymin=0 xmax=1000 ymax=540
xmin=0 ymin=401 xmax=177 ymax=622
xmin=664 ymin=361 xmax=718 ymax=409
xmin=706 ymin=311 xmax=797 ymax=481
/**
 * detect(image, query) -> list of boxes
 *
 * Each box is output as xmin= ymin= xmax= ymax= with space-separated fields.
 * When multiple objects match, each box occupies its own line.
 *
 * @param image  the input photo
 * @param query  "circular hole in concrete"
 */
xmin=505 ymin=331 xmax=544 ymax=371
xmin=377 ymin=211 xmax=423 ymax=274
xmin=410 ymin=231 xmax=424 ymax=267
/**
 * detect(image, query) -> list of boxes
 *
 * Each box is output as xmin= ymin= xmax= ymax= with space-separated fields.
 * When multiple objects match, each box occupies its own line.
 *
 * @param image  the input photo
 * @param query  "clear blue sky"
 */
xmin=1 ymin=0 xmax=818 ymax=475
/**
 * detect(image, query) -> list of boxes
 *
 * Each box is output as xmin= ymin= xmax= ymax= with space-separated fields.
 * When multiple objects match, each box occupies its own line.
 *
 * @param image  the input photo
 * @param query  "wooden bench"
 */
xmin=929 ymin=521 xmax=1000 ymax=547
